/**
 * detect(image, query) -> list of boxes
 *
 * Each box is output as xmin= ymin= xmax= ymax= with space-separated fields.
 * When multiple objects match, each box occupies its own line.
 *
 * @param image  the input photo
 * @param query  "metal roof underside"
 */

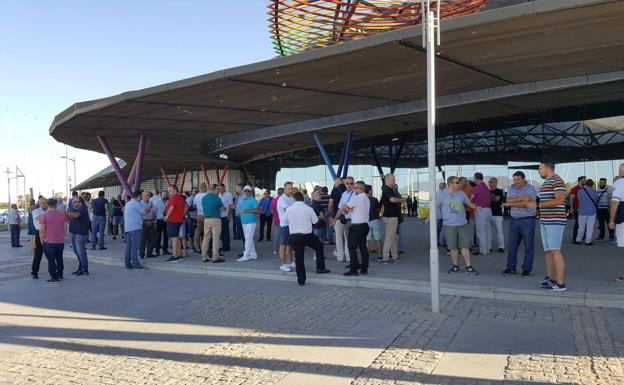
xmin=51 ymin=0 xmax=624 ymax=189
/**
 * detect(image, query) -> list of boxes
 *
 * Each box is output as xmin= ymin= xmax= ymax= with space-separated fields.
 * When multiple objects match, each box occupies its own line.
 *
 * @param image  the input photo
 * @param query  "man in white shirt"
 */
xmin=30 ymin=197 xmax=48 ymax=279
xmin=332 ymin=176 xmax=356 ymax=263
xmin=277 ymin=182 xmax=295 ymax=272
xmin=8 ymin=204 xmax=22 ymax=247
xmin=284 ymin=191 xmax=330 ymax=285
xmin=193 ymin=183 xmax=208 ymax=252
xmin=150 ymin=190 xmax=167 ymax=256
xmin=218 ymin=183 xmax=233 ymax=252
xmin=342 ymin=181 xmax=371 ymax=276
xmin=609 ymin=165 xmax=624 ymax=282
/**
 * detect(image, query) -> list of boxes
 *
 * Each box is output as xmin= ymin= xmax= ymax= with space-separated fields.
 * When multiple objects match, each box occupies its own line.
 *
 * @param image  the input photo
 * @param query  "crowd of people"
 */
xmin=17 ymin=162 xmax=624 ymax=287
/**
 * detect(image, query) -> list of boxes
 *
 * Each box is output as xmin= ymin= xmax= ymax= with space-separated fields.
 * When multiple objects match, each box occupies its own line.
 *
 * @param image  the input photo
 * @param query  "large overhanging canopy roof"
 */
xmin=51 ymin=0 xmax=624 ymax=189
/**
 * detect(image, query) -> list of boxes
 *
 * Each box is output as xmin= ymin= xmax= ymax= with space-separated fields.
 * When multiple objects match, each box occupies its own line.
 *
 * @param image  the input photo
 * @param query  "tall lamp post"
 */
xmin=61 ymin=148 xmax=76 ymax=195
xmin=422 ymin=0 xmax=441 ymax=313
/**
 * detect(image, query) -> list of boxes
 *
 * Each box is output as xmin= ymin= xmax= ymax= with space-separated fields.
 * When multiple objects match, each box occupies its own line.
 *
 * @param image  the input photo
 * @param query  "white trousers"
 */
xmin=243 ymin=223 xmax=257 ymax=259
xmin=489 ymin=215 xmax=505 ymax=249
xmin=333 ymin=220 xmax=350 ymax=261
xmin=474 ymin=208 xmax=492 ymax=254
xmin=616 ymin=223 xmax=624 ymax=247
xmin=576 ymin=215 xmax=595 ymax=244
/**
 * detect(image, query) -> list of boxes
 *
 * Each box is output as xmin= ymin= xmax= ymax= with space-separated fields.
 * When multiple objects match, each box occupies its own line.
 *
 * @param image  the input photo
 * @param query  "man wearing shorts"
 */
xmin=437 ymin=176 xmax=480 ymax=275
xmin=164 ymin=186 xmax=188 ymax=262
xmin=609 ymin=163 xmax=624 ymax=282
xmin=529 ymin=162 xmax=567 ymax=292
xmin=277 ymin=181 xmax=295 ymax=272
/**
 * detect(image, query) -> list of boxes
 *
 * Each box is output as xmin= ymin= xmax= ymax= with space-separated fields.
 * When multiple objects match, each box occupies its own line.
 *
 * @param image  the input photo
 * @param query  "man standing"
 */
xmin=67 ymin=196 xmax=90 ymax=276
xmin=8 ymin=204 xmax=22 ymax=247
xmin=596 ymin=178 xmax=614 ymax=242
xmin=472 ymin=172 xmax=492 ymax=256
xmin=193 ymin=183 xmax=207 ymax=252
xmin=270 ymin=188 xmax=283 ymax=255
xmin=238 ymin=186 xmax=260 ymax=261
xmin=459 ymin=177 xmax=476 ymax=251
xmin=201 ymin=184 xmax=225 ymax=263
xmin=90 ymin=191 xmax=109 ymax=250
xmin=186 ymin=187 xmax=199 ymax=253
xmin=488 ymin=177 xmax=505 ymax=253
xmin=283 ymin=191 xmax=330 ymax=285
xmin=333 ymin=177 xmax=357 ymax=263
xmin=501 ymin=171 xmax=537 ymax=277
xmin=406 ymin=195 xmax=413 ymax=217
xmin=30 ymin=197 xmax=48 ymax=279
xmin=139 ymin=191 xmax=157 ymax=259
xmin=123 ymin=190 xmax=152 ymax=270
xmin=233 ymin=183 xmax=245 ymax=240
xmin=218 ymin=183 xmax=233 ymax=252
xmin=366 ymin=185 xmax=383 ymax=254
xmin=328 ymin=178 xmax=346 ymax=246
xmin=39 ymin=198 xmax=68 ymax=283
xmin=434 ymin=182 xmax=447 ymax=251
xmin=277 ymin=182 xmax=295 ymax=272
xmin=529 ymin=163 xmax=567 ymax=292
xmin=343 ymin=181 xmax=371 ymax=276
xmin=437 ymin=176 xmax=480 ymax=275
xmin=380 ymin=174 xmax=403 ymax=263
xmin=150 ymin=190 xmax=168 ymax=255
xmin=608 ymin=164 xmax=624 ymax=282
xmin=258 ymin=190 xmax=273 ymax=242
xmin=164 ymin=186 xmax=188 ymax=262
xmin=569 ymin=176 xmax=587 ymax=243
xmin=111 ymin=194 xmax=124 ymax=240
xmin=576 ymin=179 xmax=597 ymax=246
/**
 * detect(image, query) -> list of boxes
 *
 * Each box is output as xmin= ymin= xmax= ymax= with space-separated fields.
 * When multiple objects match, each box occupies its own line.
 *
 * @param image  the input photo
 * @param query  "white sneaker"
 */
xmin=280 ymin=264 xmax=292 ymax=272
xmin=248 ymin=256 xmax=257 ymax=260
xmin=273 ymin=251 xmax=278 ymax=255
xmin=332 ymin=250 xmax=339 ymax=257
xmin=236 ymin=256 xmax=251 ymax=262
xmin=289 ymin=261 xmax=296 ymax=268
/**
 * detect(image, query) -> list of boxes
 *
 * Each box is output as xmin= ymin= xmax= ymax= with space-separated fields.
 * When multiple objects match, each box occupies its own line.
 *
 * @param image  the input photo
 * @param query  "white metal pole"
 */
xmin=65 ymin=145 xmax=69 ymax=198
xmin=426 ymin=4 xmax=440 ymax=313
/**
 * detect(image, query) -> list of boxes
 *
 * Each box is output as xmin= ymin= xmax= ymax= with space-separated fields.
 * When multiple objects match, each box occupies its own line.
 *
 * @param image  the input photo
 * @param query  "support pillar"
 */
xmin=370 ymin=145 xmax=384 ymax=179
xmin=132 ymin=134 xmax=148 ymax=192
xmin=390 ymin=138 xmax=405 ymax=174
xmin=201 ymin=163 xmax=210 ymax=184
xmin=97 ymin=136 xmax=133 ymax=197
xmin=341 ymin=131 xmax=353 ymax=178
xmin=160 ymin=167 xmax=173 ymax=188
xmin=179 ymin=168 xmax=187 ymax=192
xmin=313 ymin=133 xmax=338 ymax=181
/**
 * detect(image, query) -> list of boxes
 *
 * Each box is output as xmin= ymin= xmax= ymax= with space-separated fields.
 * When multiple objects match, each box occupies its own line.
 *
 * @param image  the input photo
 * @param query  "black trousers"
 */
xmin=347 ymin=223 xmax=370 ymax=272
xmin=31 ymin=231 xmax=44 ymax=276
xmin=140 ymin=222 xmax=155 ymax=257
xmin=597 ymin=208 xmax=615 ymax=240
xmin=259 ymin=214 xmax=272 ymax=240
xmin=154 ymin=219 xmax=168 ymax=252
xmin=290 ymin=233 xmax=326 ymax=284
xmin=220 ymin=217 xmax=230 ymax=249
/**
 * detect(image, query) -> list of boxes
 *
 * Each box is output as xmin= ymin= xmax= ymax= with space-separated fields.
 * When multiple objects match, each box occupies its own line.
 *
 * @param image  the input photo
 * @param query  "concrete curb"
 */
xmin=84 ymin=253 xmax=624 ymax=309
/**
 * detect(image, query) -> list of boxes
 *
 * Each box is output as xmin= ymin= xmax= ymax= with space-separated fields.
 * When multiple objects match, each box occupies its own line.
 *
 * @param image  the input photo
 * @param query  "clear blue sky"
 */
xmin=0 ymin=1 xmax=273 ymax=200
xmin=1 ymin=1 xmax=620 ymax=202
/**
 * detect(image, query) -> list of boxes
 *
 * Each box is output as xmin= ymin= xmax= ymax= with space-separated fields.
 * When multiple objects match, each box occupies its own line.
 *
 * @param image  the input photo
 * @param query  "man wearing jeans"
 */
xmin=123 ymin=190 xmax=152 ymax=270
xmin=502 ymin=171 xmax=537 ymax=277
xmin=90 ymin=191 xmax=109 ymax=250
xmin=67 ymin=196 xmax=90 ymax=276
xmin=39 ymin=198 xmax=68 ymax=283
xmin=472 ymin=173 xmax=492 ymax=255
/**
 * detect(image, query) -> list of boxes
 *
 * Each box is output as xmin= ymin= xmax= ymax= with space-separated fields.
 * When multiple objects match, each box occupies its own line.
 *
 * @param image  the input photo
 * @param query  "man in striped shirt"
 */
xmin=528 ymin=162 xmax=567 ymax=292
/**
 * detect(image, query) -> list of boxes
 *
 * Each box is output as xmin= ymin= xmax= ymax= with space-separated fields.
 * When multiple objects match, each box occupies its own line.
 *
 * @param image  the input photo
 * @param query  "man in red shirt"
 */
xmin=569 ymin=176 xmax=586 ymax=243
xmin=164 ymin=186 xmax=188 ymax=262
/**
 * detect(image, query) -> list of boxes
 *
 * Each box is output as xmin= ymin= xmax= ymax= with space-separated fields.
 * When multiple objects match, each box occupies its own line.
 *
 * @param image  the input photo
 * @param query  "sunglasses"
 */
xmin=345 ymin=182 xmax=354 ymax=185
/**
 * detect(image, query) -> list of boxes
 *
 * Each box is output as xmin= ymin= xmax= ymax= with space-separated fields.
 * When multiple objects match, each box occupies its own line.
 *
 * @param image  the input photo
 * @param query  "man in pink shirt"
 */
xmin=472 ymin=172 xmax=493 ymax=255
xmin=39 ymin=198 xmax=69 ymax=283
xmin=269 ymin=187 xmax=283 ymax=255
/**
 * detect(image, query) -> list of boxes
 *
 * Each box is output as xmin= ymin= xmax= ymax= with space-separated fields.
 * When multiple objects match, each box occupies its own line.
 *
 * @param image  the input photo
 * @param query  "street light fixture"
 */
xmin=61 ymin=146 xmax=76 ymax=196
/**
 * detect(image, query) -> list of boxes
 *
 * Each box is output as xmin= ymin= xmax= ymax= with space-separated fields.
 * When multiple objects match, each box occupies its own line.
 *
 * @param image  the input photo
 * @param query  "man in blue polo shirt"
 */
xmin=90 ymin=191 xmax=109 ymax=250
xmin=124 ymin=190 xmax=153 ymax=270
xmin=238 ymin=186 xmax=260 ymax=262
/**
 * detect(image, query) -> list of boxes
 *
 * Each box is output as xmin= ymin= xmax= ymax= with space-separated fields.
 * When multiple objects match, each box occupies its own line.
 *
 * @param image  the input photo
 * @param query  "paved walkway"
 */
xmin=1 ymin=235 xmax=624 ymax=384
xmin=2 ymin=218 xmax=624 ymax=308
